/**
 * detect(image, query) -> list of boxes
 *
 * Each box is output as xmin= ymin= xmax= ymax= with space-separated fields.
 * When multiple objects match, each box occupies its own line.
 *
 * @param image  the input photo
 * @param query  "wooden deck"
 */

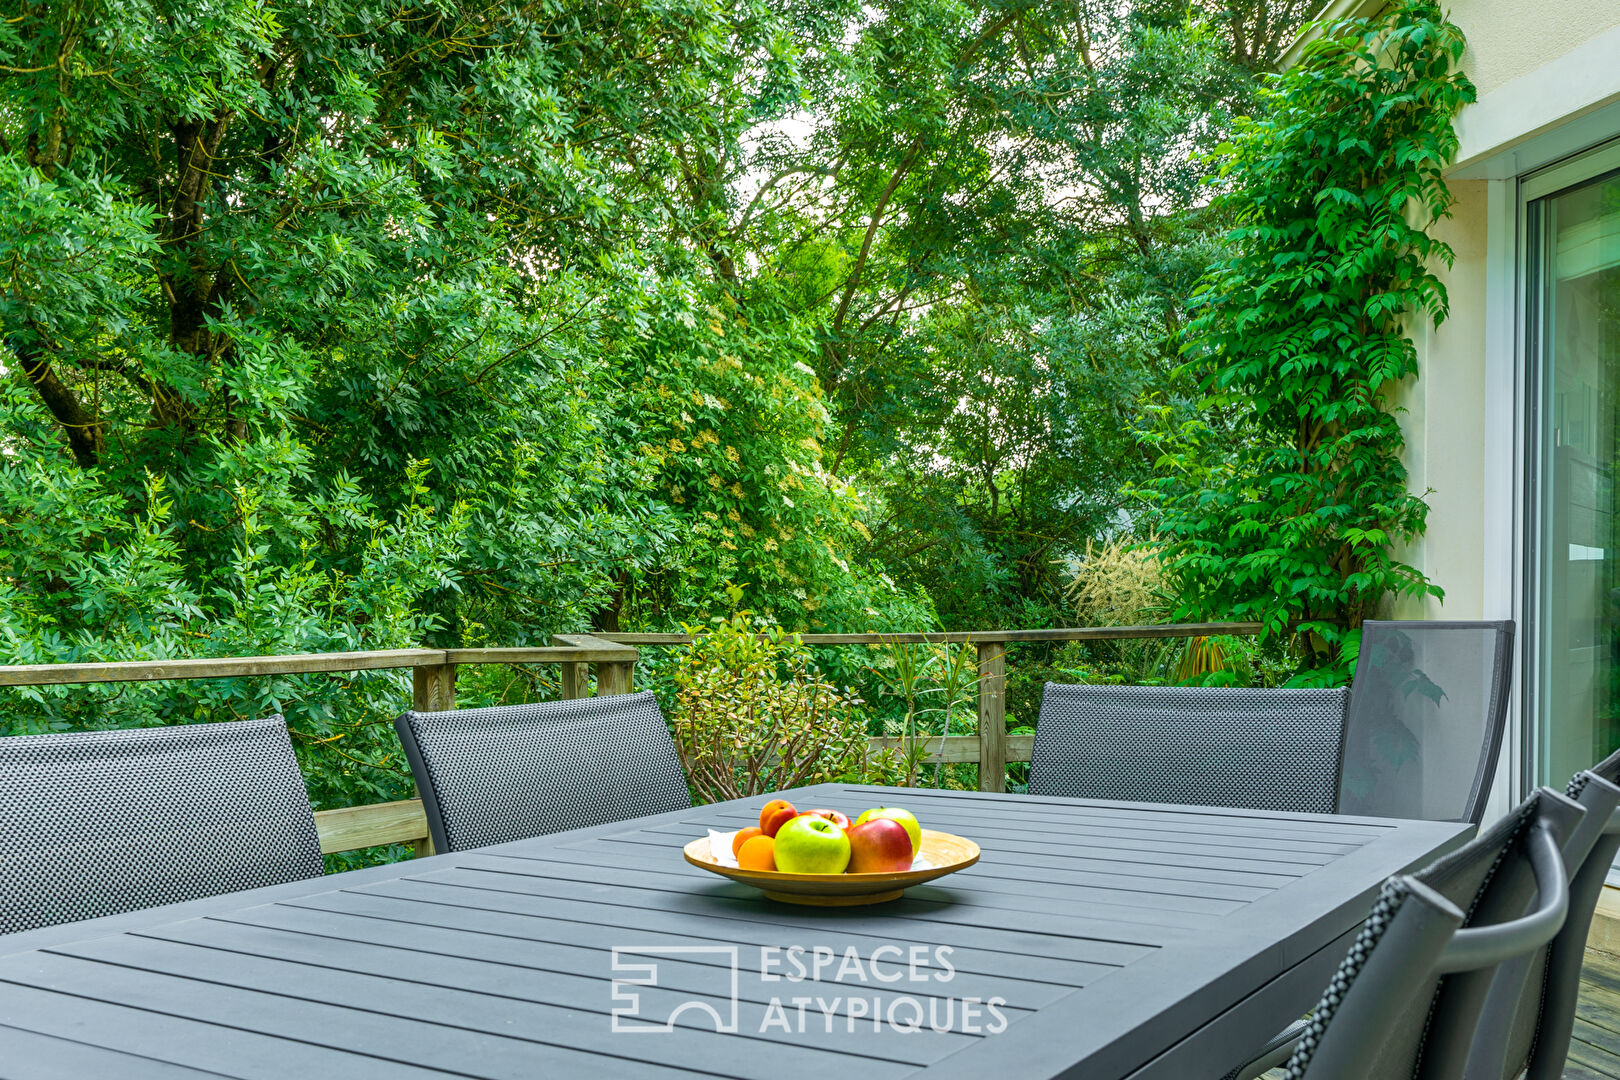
xmin=1567 ymin=949 xmax=1620 ymax=1079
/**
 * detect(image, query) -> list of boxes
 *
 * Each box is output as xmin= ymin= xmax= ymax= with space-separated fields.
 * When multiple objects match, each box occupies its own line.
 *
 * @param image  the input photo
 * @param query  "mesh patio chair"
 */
xmin=1028 ymin=684 xmax=1349 ymax=813
xmin=1338 ymin=620 xmax=1515 ymax=825
xmin=0 ymin=716 xmax=324 ymax=937
xmin=395 ymin=690 xmax=692 ymax=854
xmin=1474 ymin=748 xmax=1620 ymax=1080
xmin=1219 ymin=620 xmax=1519 ymax=1078
xmin=1225 ymin=787 xmax=1583 ymax=1080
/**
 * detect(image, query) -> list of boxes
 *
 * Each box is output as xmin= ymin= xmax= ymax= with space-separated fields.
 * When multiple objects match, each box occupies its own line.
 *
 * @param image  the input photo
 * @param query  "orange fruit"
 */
xmin=759 ymin=799 xmax=797 ymax=836
xmin=732 ymin=827 xmax=764 ymax=857
xmin=737 ymin=834 xmax=777 ymax=871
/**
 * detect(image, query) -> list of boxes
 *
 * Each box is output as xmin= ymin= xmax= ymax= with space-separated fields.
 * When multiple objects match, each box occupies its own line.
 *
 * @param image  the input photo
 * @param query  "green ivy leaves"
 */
xmin=1139 ymin=0 xmax=1474 ymax=680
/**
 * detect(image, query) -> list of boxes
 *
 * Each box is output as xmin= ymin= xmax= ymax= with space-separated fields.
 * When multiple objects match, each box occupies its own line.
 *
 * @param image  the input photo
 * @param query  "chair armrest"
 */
xmin=1435 ymin=820 xmax=1568 ymax=974
xmin=1221 ymin=1017 xmax=1310 ymax=1080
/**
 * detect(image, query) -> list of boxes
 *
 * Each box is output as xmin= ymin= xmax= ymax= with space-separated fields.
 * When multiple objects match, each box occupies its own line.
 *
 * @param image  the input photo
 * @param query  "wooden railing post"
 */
xmin=411 ymin=661 xmax=457 ymax=713
xmin=553 ymin=633 xmax=638 ymax=697
xmin=558 ymin=663 xmax=586 ymax=699
xmin=407 ymin=660 xmax=456 ymax=858
xmin=976 ymin=641 xmax=1007 ymax=793
xmin=596 ymin=660 xmax=634 ymax=696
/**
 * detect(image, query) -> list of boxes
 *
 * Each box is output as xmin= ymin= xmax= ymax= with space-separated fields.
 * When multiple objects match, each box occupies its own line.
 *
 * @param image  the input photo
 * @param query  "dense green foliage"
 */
xmin=0 ymin=0 xmax=1322 ymax=817
xmin=1 ymin=0 xmax=903 ymax=647
xmin=1139 ymin=0 xmax=1474 ymax=681
xmin=1 ymin=0 xmax=930 ymax=821
xmin=813 ymin=2 xmax=1315 ymax=626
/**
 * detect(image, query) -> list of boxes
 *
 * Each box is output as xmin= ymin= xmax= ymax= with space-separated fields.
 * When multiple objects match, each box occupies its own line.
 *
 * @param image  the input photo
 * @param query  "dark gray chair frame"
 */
xmin=1505 ymin=751 xmax=1620 ymax=1080
xmin=396 ymin=690 xmax=692 ymax=854
xmin=0 ymin=715 xmax=324 ymax=937
xmin=1338 ymin=619 xmax=1515 ymax=826
xmin=1231 ymin=765 xmax=1618 ymax=1080
xmin=1229 ymin=788 xmax=1580 ymax=1080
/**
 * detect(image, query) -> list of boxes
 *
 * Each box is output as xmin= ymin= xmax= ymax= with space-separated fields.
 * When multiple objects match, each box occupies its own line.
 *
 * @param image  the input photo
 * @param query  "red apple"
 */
xmin=855 ymin=807 xmax=921 ymax=853
xmin=846 ymin=817 xmax=914 ymax=874
xmin=803 ymin=808 xmax=852 ymax=831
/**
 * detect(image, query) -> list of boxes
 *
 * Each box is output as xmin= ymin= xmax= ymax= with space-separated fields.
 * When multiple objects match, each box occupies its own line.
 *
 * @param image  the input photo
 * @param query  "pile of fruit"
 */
xmin=732 ymin=801 xmax=922 ymax=874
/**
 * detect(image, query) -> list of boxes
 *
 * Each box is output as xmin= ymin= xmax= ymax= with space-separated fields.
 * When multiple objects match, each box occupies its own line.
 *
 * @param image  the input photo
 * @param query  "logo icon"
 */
xmin=611 ymin=945 xmax=740 ymax=1033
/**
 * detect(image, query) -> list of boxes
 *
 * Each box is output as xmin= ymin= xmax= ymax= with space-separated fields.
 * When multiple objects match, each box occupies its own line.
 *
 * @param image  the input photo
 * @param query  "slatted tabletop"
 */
xmin=0 ymin=784 xmax=1467 ymax=1080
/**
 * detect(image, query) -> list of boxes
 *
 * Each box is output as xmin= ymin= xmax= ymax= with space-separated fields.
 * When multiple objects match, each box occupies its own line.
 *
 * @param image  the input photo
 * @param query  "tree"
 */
xmin=0 ymin=0 xmax=921 ymax=811
xmin=717 ymin=0 xmax=1305 ymax=625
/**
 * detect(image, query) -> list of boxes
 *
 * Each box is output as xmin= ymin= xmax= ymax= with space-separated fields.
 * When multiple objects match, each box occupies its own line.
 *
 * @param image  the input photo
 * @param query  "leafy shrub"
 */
xmin=667 ymin=613 xmax=900 ymax=802
xmin=0 ymin=455 xmax=461 ymax=807
xmin=1057 ymin=537 xmax=1242 ymax=684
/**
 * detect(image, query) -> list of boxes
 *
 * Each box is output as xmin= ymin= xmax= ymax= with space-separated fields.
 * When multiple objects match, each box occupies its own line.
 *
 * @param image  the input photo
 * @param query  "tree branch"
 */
xmin=75 ymin=356 xmax=154 ymax=395
xmin=11 ymin=335 xmax=101 ymax=467
xmin=831 ymin=135 xmax=923 ymax=340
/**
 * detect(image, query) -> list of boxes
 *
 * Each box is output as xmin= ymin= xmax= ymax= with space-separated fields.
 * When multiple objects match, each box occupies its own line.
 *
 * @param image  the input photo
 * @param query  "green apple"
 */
xmin=855 ymin=807 xmax=921 ymax=854
xmin=773 ymin=814 xmax=852 ymax=874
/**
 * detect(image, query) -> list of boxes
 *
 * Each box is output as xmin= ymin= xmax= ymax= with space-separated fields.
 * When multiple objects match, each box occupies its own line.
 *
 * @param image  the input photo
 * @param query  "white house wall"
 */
xmin=1392 ymin=0 xmax=1620 ymax=820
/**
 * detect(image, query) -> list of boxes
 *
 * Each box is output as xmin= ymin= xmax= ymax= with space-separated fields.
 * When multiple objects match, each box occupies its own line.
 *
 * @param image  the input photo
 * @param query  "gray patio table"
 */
xmin=0 ymin=784 xmax=1467 ymax=1080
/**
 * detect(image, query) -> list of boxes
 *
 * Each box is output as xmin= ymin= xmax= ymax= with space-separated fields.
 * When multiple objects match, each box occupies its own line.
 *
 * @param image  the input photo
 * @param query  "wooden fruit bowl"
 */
xmin=683 ymin=829 xmax=980 ymax=906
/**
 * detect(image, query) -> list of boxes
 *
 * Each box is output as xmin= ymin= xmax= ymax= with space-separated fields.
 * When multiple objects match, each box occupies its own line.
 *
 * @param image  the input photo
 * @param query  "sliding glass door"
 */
xmin=1529 ymin=146 xmax=1620 ymax=787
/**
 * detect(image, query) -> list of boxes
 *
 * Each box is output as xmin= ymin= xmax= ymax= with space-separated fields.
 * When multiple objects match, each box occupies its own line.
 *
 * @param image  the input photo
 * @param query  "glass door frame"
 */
xmin=1521 ymin=137 xmax=1620 ymax=793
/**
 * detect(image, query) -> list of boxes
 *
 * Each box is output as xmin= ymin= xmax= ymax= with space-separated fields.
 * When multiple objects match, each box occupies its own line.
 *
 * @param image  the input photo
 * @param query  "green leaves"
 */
xmin=0 ymin=0 xmax=1355 ymax=819
xmin=1141 ymin=0 xmax=1471 ymax=679
xmin=0 ymin=0 xmax=948 ymax=832
xmin=667 ymin=611 xmax=897 ymax=802
xmin=0 ymin=159 xmax=158 ymax=361
xmin=763 ymin=0 xmax=1288 ymax=627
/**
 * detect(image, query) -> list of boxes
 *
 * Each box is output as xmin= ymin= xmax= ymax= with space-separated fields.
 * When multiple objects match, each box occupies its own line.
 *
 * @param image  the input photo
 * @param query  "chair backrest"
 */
xmin=395 ymin=690 xmax=692 ymax=853
xmin=1028 ymin=683 xmax=1348 ymax=813
xmin=1340 ymin=620 xmax=1514 ymax=825
xmin=1284 ymin=787 xmax=1583 ymax=1080
xmin=0 ymin=716 xmax=324 ymax=936
xmin=1501 ymin=749 xmax=1620 ymax=1080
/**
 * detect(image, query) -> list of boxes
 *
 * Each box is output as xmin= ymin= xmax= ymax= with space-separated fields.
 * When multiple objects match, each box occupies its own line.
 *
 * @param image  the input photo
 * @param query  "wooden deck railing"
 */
xmin=0 ymin=633 xmax=641 ymax=859
xmin=0 ymin=622 xmax=1261 ymax=859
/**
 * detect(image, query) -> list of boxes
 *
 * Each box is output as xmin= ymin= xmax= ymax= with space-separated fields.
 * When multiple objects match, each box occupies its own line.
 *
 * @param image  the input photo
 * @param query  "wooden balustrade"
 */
xmin=0 ymin=622 xmax=1260 ymax=858
xmin=599 ymin=623 xmax=1258 ymax=796
xmin=0 ymin=637 xmax=645 ymax=860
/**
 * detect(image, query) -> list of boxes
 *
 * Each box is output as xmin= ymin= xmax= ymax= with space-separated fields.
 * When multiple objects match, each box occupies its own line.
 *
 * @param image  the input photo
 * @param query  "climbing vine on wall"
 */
xmin=1140 ymin=0 xmax=1476 ymax=681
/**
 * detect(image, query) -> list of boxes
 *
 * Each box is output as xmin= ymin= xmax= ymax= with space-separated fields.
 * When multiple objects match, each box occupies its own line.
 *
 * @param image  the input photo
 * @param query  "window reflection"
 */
xmin=1536 ymin=169 xmax=1620 ymax=786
